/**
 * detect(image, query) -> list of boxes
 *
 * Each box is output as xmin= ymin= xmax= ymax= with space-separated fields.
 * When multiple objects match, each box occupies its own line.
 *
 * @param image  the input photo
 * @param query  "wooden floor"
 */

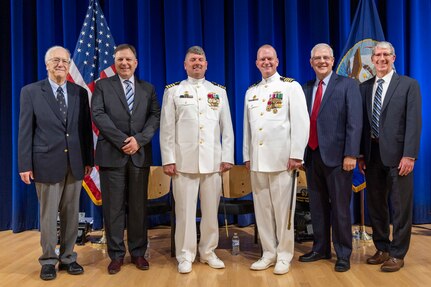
xmin=1 ymin=225 xmax=431 ymax=287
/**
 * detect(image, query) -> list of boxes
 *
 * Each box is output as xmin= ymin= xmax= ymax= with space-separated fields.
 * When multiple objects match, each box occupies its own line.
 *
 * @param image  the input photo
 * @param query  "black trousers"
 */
xmin=100 ymin=160 xmax=149 ymax=260
xmin=306 ymin=148 xmax=353 ymax=260
xmin=365 ymin=142 xmax=413 ymax=259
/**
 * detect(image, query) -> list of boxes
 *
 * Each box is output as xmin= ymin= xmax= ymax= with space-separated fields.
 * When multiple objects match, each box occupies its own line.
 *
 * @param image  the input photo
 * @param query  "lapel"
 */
xmin=110 ymin=75 xmax=130 ymax=114
xmin=318 ymin=73 xmax=337 ymax=113
xmin=66 ymin=82 xmax=77 ymax=127
xmin=365 ymin=77 xmax=375 ymax=125
xmin=381 ymin=72 xmax=400 ymax=113
xmin=132 ymin=78 xmax=146 ymax=115
xmin=304 ymin=81 xmax=314 ymax=115
xmin=41 ymin=79 xmax=66 ymax=125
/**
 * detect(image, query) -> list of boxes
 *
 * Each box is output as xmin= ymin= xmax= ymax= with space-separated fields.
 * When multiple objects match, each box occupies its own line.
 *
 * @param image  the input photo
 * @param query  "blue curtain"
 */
xmin=1 ymin=0 xmax=431 ymax=232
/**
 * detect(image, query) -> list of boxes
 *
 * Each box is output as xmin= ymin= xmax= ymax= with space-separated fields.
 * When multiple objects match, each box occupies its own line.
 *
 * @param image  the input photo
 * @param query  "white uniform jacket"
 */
xmin=160 ymin=77 xmax=234 ymax=174
xmin=243 ymin=72 xmax=309 ymax=172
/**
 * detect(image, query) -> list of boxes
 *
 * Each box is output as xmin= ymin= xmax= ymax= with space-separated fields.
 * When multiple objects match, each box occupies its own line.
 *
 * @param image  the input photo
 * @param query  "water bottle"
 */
xmin=144 ymin=238 xmax=150 ymax=259
xmin=232 ymin=233 xmax=240 ymax=255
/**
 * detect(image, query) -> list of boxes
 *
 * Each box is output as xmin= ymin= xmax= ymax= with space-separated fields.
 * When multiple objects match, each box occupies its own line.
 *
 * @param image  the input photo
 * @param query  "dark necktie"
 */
xmin=124 ymin=80 xmax=134 ymax=113
xmin=56 ymin=86 xmax=67 ymax=123
xmin=371 ymin=79 xmax=384 ymax=138
xmin=308 ymin=80 xmax=323 ymax=150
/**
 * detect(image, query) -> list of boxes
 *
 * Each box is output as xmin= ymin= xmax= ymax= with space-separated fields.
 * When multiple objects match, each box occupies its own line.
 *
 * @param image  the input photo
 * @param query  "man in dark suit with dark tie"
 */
xmin=91 ymin=44 xmax=160 ymax=274
xmin=299 ymin=43 xmax=362 ymax=272
xmin=18 ymin=46 xmax=93 ymax=280
xmin=358 ymin=41 xmax=422 ymax=272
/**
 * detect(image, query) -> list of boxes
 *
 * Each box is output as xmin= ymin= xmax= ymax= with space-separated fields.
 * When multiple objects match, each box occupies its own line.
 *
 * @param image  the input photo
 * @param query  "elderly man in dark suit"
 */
xmin=358 ymin=41 xmax=422 ymax=272
xmin=299 ymin=43 xmax=362 ymax=272
xmin=91 ymin=44 xmax=160 ymax=275
xmin=18 ymin=46 xmax=93 ymax=280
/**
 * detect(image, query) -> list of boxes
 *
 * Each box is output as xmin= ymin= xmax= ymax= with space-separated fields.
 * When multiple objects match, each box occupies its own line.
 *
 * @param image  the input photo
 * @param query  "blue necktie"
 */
xmin=56 ymin=86 xmax=67 ymax=123
xmin=371 ymin=79 xmax=384 ymax=138
xmin=124 ymin=80 xmax=134 ymax=113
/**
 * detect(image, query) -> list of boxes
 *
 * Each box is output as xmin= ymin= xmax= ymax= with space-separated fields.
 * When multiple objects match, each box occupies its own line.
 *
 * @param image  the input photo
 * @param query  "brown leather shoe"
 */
xmin=108 ymin=259 xmax=124 ymax=275
xmin=367 ymin=250 xmax=390 ymax=265
xmin=131 ymin=256 xmax=149 ymax=270
xmin=381 ymin=257 xmax=404 ymax=272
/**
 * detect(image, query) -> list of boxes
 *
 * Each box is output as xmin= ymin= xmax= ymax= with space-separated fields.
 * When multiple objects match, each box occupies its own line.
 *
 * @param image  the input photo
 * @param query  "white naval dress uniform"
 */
xmin=160 ymin=77 xmax=234 ymax=263
xmin=243 ymin=72 xmax=309 ymax=263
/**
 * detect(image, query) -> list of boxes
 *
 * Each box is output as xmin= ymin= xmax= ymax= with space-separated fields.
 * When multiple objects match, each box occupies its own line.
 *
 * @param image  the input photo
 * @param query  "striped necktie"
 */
xmin=56 ymin=86 xmax=67 ymax=123
xmin=124 ymin=80 xmax=134 ymax=113
xmin=371 ymin=79 xmax=384 ymax=138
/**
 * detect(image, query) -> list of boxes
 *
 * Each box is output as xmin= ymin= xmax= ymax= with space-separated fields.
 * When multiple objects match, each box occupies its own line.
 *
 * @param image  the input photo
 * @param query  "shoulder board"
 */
xmin=280 ymin=76 xmax=295 ymax=82
xmin=247 ymin=81 xmax=260 ymax=90
xmin=211 ymin=81 xmax=226 ymax=90
xmin=165 ymin=81 xmax=181 ymax=89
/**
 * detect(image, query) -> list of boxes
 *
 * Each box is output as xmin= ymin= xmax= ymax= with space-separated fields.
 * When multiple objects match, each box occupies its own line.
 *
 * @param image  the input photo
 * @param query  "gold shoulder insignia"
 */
xmin=280 ymin=76 xmax=295 ymax=82
xmin=247 ymin=81 xmax=260 ymax=90
xmin=165 ymin=81 xmax=181 ymax=89
xmin=211 ymin=81 xmax=226 ymax=90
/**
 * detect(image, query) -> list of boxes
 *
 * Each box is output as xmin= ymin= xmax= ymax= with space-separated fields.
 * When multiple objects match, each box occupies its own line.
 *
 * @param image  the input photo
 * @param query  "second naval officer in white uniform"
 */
xmin=160 ymin=46 xmax=234 ymax=274
xmin=243 ymin=44 xmax=309 ymax=275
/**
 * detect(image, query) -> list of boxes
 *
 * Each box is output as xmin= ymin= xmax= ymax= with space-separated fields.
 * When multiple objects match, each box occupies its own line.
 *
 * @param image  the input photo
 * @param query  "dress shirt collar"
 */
xmin=187 ymin=76 xmax=205 ymax=85
xmin=375 ymin=69 xmax=394 ymax=84
xmin=315 ymin=70 xmax=333 ymax=87
xmin=261 ymin=72 xmax=280 ymax=84
xmin=119 ymin=75 xmax=135 ymax=85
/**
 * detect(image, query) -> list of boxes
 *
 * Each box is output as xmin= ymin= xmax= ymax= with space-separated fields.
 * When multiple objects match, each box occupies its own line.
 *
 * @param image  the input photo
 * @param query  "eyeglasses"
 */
xmin=373 ymin=53 xmax=393 ymax=58
xmin=48 ymin=57 xmax=70 ymax=65
xmin=311 ymin=55 xmax=333 ymax=62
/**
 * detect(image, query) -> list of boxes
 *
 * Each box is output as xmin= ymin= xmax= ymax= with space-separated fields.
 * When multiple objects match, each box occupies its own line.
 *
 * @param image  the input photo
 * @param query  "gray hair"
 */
xmin=44 ymin=46 xmax=71 ymax=64
xmin=372 ymin=41 xmax=396 ymax=56
xmin=185 ymin=46 xmax=206 ymax=61
xmin=310 ymin=43 xmax=334 ymax=58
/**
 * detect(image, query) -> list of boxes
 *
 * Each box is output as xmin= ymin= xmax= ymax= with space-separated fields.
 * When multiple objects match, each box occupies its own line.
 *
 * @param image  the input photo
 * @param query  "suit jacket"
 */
xmin=160 ymin=78 xmax=234 ymax=173
xmin=92 ymin=74 xmax=161 ymax=168
xmin=18 ymin=79 xmax=93 ymax=183
xmin=243 ymin=72 xmax=309 ymax=172
xmin=303 ymin=73 xmax=362 ymax=167
xmin=360 ymin=73 xmax=421 ymax=166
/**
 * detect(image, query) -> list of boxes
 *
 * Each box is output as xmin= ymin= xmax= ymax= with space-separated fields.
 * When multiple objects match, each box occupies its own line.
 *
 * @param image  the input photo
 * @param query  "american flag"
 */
xmin=67 ymin=0 xmax=117 ymax=205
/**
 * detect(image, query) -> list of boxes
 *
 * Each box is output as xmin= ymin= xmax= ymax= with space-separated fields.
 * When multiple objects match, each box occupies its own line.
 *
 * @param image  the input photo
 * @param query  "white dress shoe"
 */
xmin=200 ymin=254 xmax=225 ymax=269
xmin=250 ymin=257 xmax=275 ymax=270
xmin=178 ymin=260 xmax=192 ymax=274
xmin=273 ymin=260 xmax=290 ymax=275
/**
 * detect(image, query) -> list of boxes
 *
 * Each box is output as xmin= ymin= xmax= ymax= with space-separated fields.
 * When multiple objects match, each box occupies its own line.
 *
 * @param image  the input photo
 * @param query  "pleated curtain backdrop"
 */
xmin=1 ymin=0 xmax=430 ymax=232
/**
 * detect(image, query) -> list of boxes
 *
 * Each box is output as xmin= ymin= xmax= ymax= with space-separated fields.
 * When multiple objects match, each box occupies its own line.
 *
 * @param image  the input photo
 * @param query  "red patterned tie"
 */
xmin=308 ymin=80 xmax=323 ymax=150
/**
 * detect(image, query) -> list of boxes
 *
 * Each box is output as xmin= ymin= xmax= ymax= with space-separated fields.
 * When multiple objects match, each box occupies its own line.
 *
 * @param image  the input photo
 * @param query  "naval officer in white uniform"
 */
xmin=243 ymin=44 xmax=309 ymax=275
xmin=160 ymin=46 xmax=234 ymax=274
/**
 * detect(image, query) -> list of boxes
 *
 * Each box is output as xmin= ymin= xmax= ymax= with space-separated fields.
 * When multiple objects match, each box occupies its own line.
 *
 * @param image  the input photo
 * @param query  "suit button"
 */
xmin=260 ymin=112 xmax=264 ymax=116
xmin=259 ymin=141 xmax=263 ymax=146
xmin=200 ymin=125 xmax=203 ymax=130
xmin=200 ymin=140 xmax=204 ymax=144
xmin=262 ymin=99 xmax=265 ymax=102
xmin=259 ymin=128 xmax=263 ymax=131
xmin=66 ymin=133 xmax=69 ymax=137
xmin=64 ymin=149 xmax=68 ymax=152
xmin=199 ymin=97 xmax=202 ymax=101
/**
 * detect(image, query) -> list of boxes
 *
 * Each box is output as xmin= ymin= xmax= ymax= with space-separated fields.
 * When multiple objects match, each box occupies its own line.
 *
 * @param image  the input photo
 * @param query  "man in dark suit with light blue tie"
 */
xmin=358 ymin=41 xmax=422 ymax=272
xmin=299 ymin=43 xmax=362 ymax=272
xmin=18 ymin=46 xmax=93 ymax=280
xmin=91 ymin=44 xmax=160 ymax=275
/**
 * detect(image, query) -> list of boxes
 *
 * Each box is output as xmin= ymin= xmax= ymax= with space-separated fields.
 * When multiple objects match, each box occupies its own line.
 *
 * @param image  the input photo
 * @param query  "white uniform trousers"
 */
xmin=173 ymin=172 xmax=221 ymax=263
xmin=251 ymin=170 xmax=296 ymax=262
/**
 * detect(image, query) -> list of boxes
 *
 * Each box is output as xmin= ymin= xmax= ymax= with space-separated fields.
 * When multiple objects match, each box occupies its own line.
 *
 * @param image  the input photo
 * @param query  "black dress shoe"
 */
xmin=59 ymin=261 xmax=84 ymax=275
xmin=40 ymin=264 xmax=56 ymax=280
xmin=131 ymin=256 xmax=150 ymax=270
xmin=335 ymin=258 xmax=350 ymax=272
xmin=299 ymin=251 xmax=331 ymax=262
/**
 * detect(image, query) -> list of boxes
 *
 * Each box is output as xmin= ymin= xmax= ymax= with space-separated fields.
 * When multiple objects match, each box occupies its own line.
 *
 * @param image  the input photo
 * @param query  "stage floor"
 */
xmin=1 ymin=225 xmax=430 ymax=287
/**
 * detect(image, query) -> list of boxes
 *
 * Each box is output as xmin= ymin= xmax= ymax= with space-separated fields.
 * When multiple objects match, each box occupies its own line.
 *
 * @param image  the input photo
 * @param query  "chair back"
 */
xmin=147 ymin=166 xmax=171 ymax=199
xmin=222 ymin=165 xmax=252 ymax=198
